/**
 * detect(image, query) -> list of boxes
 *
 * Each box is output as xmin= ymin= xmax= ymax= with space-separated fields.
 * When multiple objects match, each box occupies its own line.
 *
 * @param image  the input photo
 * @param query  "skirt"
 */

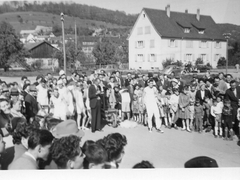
xmin=178 ymin=106 xmax=191 ymax=119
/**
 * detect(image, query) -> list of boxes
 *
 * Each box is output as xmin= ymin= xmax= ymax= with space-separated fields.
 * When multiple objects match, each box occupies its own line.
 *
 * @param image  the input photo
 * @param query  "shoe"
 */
xmin=156 ymin=129 xmax=164 ymax=133
xmin=214 ymin=135 xmax=218 ymax=138
xmin=148 ymin=128 xmax=152 ymax=133
xmin=98 ymin=129 xmax=104 ymax=132
xmin=219 ymin=135 xmax=222 ymax=138
xmin=181 ymin=128 xmax=186 ymax=131
xmin=174 ymin=126 xmax=178 ymax=130
xmin=186 ymin=129 xmax=191 ymax=133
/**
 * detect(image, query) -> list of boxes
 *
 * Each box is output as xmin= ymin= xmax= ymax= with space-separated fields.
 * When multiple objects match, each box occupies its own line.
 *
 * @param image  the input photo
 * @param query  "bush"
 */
xmin=206 ymin=63 xmax=212 ymax=69
xmin=162 ymin=58 xmax=174 ymax=68
xmin=217 ymin=57 xmax=226 ymax=67
xmin=195 ymin=58 xmax=204 ymax=66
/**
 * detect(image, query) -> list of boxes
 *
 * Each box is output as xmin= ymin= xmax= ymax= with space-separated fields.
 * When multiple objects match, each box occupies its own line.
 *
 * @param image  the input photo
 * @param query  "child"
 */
xmin=131 ymin=94 xmax=140 ymax=123
xmin=120 ymin=89 xmax=131 ymax=120
xmin=222 ymin=99 xmax=234 ymax=141
xmin=189 ymin=98 xmax=195 ymax=131
xmin=194 ymin=99 xmax=204 ymax=133
xmin=163 ymin=91 xmax=171 ymax=128
xmin=156 ymin=91 xmax=166 ymax=127
xmin=203 ymin=96 xmax=212 ymax=131
xmin=114 ymin=86 xmax=122 ymax=119
xmin=211 ymin=99 xmax=223 ymax=138
xmin=138 ymin=87 xmax=145 ymax=125
xmin=169 ymin=88 xmax=179 ymax=129
xmin=237 ymin=100 xmax=240 ymax=145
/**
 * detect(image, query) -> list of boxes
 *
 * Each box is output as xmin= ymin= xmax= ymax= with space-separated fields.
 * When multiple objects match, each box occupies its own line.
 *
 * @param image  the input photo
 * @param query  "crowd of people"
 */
xmin=0 ymin=69 xmax=239 ymax=170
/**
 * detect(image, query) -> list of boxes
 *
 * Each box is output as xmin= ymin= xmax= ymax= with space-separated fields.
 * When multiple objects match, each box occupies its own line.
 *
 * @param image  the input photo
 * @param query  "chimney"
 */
xmin=166 ymin=4 xmax=170 ymax=17
xmin=196 ymin=9 xmax=200 ymax=21
xmin=185 ymin=9 xmax=188 ymax=13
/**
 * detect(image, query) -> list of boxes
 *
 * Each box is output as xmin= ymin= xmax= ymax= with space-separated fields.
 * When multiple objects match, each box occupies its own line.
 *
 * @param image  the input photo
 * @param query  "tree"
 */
xmin=92 ymin=38 xmax=116 ymax=65
xmin=195 ymin=58 xmax=204 ymax=66
xmin=162 ymin=58 xmax=174 ymax=68
xmin=0 ymin=21 xmax=29 ymax=71
xmin=217 ymin=57 xmax=226 ymax=67
xmin=52 ymin=24 xmax=62 ymax=36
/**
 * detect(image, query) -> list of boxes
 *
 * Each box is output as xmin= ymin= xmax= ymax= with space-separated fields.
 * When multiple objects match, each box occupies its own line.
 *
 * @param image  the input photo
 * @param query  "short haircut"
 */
xmin=45 ymin=118 xmax=63 ymax=131
xmin=28 ymin=129 xmax=54 ymax=150
xmin=132 ymin=160 xmax=155 ymax=168
xmin=12 ymin=122 xmax=36 ymax=145
xmin=226 ymin=74 xmax=233 ymax=78
xmin=96 ymin=133 xmax=127 ymax=162
xmin=230 ymin=80 xmax=236 ymax=84
xmin=21 ymin=76 xmax=27 ymax=81
xmin=84 ymin=144 xmax=108 ymax=167
xmin=50 ymin=135 xmax=81 ymax=169
xmin=214 ymin=76 xmax=220 ymax=81
xmin=82 ymin=140 xmax=95 ymax=154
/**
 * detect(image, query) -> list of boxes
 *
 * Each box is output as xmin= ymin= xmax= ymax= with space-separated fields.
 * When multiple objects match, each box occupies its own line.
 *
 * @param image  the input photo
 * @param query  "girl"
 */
xmin=138 ymin=87 xmax=145 ymax=125
xmin=163 ymin=91 xmax=171 ymax=128
xmin=178 ymin=85 xmax=191 ymax=132
xmin=222 ymin=99 xmax=234 ymax=141
xmin=131 ymin=94 xmax=140 ymax=123
xmin=169 ymin=88 xmax=180 ymax=129
xmin=189 ymin=98 xmax=195 ymax=131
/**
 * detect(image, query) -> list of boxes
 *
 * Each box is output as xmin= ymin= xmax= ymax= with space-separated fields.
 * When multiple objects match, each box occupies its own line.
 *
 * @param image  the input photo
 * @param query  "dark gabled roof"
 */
xmin=24 ymin=41 xmax=57 ymax=51
xmin=143 ymin=8 xmax=225 ymax=41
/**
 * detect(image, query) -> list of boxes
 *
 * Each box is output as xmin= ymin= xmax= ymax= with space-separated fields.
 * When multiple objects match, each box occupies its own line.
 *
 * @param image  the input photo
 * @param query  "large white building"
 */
xmin=128 ymin=5 xmax=227 ymax=70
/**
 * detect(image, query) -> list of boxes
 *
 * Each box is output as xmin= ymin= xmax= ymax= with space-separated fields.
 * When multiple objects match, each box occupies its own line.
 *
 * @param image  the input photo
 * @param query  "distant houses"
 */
xmin=128 ymin=5 xmax=226 ymax=70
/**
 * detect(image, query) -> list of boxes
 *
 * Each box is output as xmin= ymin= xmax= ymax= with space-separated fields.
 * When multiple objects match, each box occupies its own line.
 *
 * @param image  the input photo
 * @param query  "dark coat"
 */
xmin=195 ymin=89 xmax=213 ymax=105
xmin=88 ymin=84 xmax=98 ymax=109
xmin=225 ymin=87 xmax=240 ymax=109
xmin=24 ymin=94 xmax=39 ymax=119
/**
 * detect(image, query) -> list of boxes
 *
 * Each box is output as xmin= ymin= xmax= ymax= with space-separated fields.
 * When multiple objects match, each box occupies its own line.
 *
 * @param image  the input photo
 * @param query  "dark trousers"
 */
xmin=195 ymin=115 xmax=203 ymax=131
xmin=91 ymin=100 xmax=102 ymax=132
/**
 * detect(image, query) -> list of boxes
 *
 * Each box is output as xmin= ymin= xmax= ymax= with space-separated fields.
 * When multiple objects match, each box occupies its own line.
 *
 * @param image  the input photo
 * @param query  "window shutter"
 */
xmin=184 ymin=54 xmax=187 ymax=61
xmin=135 ymin=41 xmax=137 ymax=48
xmin=192 ymin=54 xmax=195 ymax=61
xmin=148 ymin=54 xmax=150 ymax=62
xmin=206 ymin=41 xmax=209 ymax=48
xmin=175 ymin=40 xmax=178 ymax=47
xmin=219 ymin=42 xmax=221 ymax=48
xmin=135 ymin=54 xmax=137 ymax=62
xmin=143 ymin=41 xmax=145 ymax=48
xmin=214 ymin=42 xmax=216 ymax=48
xmin=206 ymin=54 xmax=208 ymax=62
xmin=142 ymin=54 xmax=145 ymax=62
xmin=199 ymin=41 xmax=201 ymax=48
xmin=154 ymin=54 xmax=157 ymax=62
xmin=168 ymin=40 xmax=170 ymax=47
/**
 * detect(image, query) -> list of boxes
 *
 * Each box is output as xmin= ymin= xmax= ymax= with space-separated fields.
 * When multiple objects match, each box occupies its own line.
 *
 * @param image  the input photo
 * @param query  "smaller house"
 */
xmin=20 ymin=30 xmax=36 ymax=37
xmin=24 ymin=41 xmax=59 ymax=69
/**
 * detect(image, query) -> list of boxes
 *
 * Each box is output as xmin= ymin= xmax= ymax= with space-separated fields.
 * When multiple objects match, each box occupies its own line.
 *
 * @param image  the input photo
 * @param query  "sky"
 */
xmin=1 ymin=0 xmax=240 ymax=25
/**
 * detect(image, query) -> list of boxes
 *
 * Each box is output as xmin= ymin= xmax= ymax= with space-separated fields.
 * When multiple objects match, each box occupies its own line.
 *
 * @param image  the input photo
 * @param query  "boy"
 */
xmin=222 ymin=99 xmax=234 ymax=140
xmin=194 ymin=99 xmax=204 ymax=133
xmin=211 ymin=99 xmax=223 ymax=138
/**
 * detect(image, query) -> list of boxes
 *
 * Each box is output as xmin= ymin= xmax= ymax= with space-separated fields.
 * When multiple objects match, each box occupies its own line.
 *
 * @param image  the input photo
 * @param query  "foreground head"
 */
xmin=132 ymin=160 xmax=155 ymax=168
xmin=184 ymin=156 xmax=218 ymax=168
xmin=50 ymin=135 xmax=84 ymax=169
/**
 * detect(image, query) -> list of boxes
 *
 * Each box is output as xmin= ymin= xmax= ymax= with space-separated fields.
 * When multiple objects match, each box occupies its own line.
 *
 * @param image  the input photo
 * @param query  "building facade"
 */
xmin=128 ymin=6 xmax=226 ymax=70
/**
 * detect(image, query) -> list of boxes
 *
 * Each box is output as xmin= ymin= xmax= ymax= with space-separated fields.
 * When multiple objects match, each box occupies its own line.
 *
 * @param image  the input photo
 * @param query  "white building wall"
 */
xmin=129 ymin=10 xmax=227 ymax=70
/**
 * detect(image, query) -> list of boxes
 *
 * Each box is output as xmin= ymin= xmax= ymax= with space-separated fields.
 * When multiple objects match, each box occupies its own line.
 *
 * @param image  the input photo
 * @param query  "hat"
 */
xmin=59 ymin=70 xmax=65 ymax=76
xmin=171 ymin=78 xmax=178 ymax=84
xmin=40 ymin=78 xmax=47 ymax=83
xmin=29 ymin=85 xmax=37 ymax=92
xmin=10 ymin=88 xmax=19 ymax=96
xmin=184 ymin=156 xmax=218 ymax=168
xmin=36 ymin=75 xmax=43 ymax=81
xmin=52 ymin=120 xmax=85 ymax=139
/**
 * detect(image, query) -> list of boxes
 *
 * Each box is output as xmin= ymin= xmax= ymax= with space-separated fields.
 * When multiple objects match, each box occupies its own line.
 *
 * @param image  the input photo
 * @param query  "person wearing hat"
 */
xmin=24 ymin=85 xmax=39 ymax=123
xmin=20 ymin=76 xmax=28 ymax=89
xmin=45 ymin=120 xmax=85 ymax=169
xmin=10 ymin=87 xmax=19 ymax=104
xmin=59 ymin=70 xmax=65 ymax=77
xmin=195 ymin=81 xmax=212 ymax=105
xmin=194 ymin=99 xmax=204 ymax=133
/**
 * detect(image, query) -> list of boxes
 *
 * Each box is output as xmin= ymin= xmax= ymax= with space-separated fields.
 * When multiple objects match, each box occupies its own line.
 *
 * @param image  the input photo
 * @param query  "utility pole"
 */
xmin=75 ymin=18 xmax=77 ymax=51
xmin=223 ymin=33 xmax=231 ymax=74
xmin=61 ymin=12 xmax=67 ymax=74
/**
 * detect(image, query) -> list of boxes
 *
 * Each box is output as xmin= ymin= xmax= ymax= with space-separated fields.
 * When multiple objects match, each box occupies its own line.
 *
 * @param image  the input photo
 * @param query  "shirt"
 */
xmin=25 ymin=152 xmax=36 ymax=162
xmin=143 ymin=86 xmax=158 ymax=105
xmin=211 ymin=104 xmax=223 ymax=117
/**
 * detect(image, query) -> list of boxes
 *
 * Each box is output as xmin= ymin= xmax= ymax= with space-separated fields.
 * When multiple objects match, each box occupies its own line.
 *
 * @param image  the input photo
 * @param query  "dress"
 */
xmin=178 ymin=92 xmax=191 ymax=119
xmin=131 ymin=99 xmax=139 ymax=114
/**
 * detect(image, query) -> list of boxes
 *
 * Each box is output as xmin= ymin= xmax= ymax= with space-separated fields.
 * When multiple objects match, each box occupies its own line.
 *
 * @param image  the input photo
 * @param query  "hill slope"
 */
xmin=0 ymin=11 xmax=128 ymax=34
xmin=218 ymin=23 xmax=240 ymax=42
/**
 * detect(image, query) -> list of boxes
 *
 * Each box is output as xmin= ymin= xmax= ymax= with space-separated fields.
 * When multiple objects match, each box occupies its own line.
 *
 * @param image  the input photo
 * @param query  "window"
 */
xmin=184 ymin=28 xmax=190 ymax=33
xmin=200 ymin=41 xmax=208 ymax=48
xmin=169 ymin=39 xmax=177 ymax=47
xmin=215 ymin=41 xmax=221 ymax=48
xmin=150 ymin=40 xmax=155 ymax=48
xmin=145 ymin=26 xmax=151 ymax=34
xmin=186 ymin=40 xmax=193 ymax=48
xmin=199 ymin=30 xmax=204 ymax=34
xmin=48 ymin=59 xmax=52 ymax=66
xmin=137 ymin=27 xmax=143 ymax=35
xmin=200 ymin=54 xmax=207 ymax=62
xmin=148 ymin=54 xmax=157 ymax=62
xmin=185 ymin=54 xmax=192 ymax=61
xmin=136 ymin=41 xmax=144 ymax=48
xmin=82 ymin=47 xmax=88 ymax=52
xmin=143 ymin=14 xmax=145 ymax=18
xmin=136 ymin=54 xmax=144 ymax=62
xmin=215 ymin=54 xmax=220 ymax=61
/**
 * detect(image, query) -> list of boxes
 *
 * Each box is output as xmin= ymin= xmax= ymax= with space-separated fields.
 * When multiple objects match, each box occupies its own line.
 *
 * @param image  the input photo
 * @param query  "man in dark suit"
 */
xmin=195 ymin=82 xmax=212 ymax=105
xmin=24 ymin=85 xmax=39 ymax=123
xmin=225 ymin=80 xmax=240 ymax=141
xmin=88 ymin=79 xmax=102 ymax=133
